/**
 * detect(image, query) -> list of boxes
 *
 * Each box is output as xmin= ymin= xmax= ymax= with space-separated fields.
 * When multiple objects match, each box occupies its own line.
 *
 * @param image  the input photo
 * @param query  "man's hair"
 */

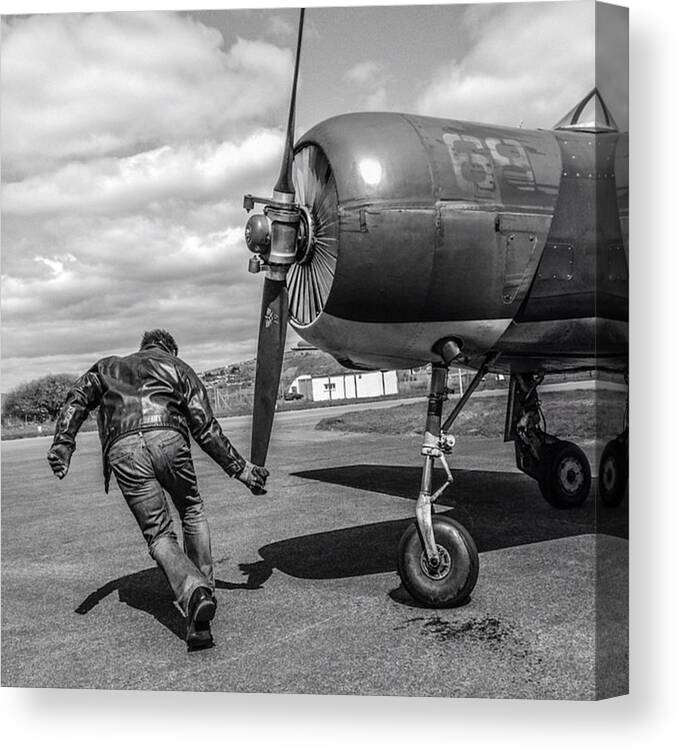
xmin=140 ymin=329 xmax=178 ymax=356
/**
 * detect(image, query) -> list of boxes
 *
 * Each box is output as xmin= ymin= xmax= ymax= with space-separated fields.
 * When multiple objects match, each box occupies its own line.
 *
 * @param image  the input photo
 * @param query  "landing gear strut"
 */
xmin=505 ymin=373 xmax=591 ymax=508
xmin=397 ymin=347 xmax=492 ymax=607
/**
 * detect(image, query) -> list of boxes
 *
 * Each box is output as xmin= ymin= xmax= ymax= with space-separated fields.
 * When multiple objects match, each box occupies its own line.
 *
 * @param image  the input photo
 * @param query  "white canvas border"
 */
xmin=1 ymin=0 xmax=675 ymax=747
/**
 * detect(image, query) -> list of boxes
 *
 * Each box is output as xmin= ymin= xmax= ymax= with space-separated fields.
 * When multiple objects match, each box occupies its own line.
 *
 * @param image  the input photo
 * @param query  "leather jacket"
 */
xmin=51 ymin=342 xmax=246 ymax=491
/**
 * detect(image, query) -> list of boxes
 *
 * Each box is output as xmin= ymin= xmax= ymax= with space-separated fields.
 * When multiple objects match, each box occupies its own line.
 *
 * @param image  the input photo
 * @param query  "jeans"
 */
xmin=108 ymin=429 xmax=214 ymax=614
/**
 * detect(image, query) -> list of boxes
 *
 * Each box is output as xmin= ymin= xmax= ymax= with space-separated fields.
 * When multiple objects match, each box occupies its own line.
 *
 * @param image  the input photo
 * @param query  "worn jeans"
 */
xmin=108 ymin=429 xmax=214 ymax=613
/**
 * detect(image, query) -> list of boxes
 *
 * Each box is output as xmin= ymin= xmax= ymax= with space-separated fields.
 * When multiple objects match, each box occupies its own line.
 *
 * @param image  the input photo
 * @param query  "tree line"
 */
xmin=2 ymin=374 xmax=77 ymax=424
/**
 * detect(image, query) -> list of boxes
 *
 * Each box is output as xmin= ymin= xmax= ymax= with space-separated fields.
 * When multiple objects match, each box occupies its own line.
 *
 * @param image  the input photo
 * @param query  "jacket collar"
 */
xmin=141 ymin=342 xmax=175 ymax=356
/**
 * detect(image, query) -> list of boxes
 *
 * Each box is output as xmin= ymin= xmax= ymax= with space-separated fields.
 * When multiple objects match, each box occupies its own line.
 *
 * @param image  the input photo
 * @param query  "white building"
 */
xmin=288 ymin=370 xmax=398 ymax=402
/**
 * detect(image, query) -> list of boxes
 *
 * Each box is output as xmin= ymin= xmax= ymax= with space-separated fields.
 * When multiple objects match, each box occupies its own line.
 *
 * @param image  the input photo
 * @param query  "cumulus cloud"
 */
xmin=343 ymin=60 xmax=383 ymax=87
xmin=414 ymin=2 xmax=598 ymax=129
xmin=1 ymin=11 xmax=295 ymax=390
xmin=3 ymin=130 xmax=283 ymax=216
xmin=1 ymin=12 xmax=293 ymax=177
xmin=266 ymin=14 xmax=295 ymax=40
xmin=342 ymin=59 xmax=391 ymax=112
xmin=1 ymin=205 xmax=264 ymax=377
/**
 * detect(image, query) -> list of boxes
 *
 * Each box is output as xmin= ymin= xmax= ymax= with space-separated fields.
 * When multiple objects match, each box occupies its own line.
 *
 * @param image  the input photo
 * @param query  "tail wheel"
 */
xmin=397 ymin=516 xmax=479 ymax=607
xmin=538 ymin=440 xmax=591 ymax=509
xmin=599 ymin=437 xmax=628 ymax=507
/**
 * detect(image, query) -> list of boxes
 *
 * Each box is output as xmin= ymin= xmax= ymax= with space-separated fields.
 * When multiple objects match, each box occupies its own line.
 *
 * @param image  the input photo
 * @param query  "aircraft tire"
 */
xmin=598 ymin=437 xmax=628 ymax=507
xmin=397 ymin=516 xmax=479 ymax=607
xmin=538 ymin=440 xmax=591 ymax=509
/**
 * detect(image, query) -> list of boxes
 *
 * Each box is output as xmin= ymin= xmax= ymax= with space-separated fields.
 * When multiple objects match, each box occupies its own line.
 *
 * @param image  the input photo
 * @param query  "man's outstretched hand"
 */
xmin=237 ymin=460 xmax=270 ymax=495
xmin=47 ymin=444 xmax=72 ymax=480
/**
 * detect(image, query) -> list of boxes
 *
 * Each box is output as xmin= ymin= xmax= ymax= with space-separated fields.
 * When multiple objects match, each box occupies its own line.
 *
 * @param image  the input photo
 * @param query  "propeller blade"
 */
xmin=251 ymin=277 xmax=289 ymax=465
xmin=249 ymin=8 xmax=304 ymax=467
xmin=274 ymin=8 xmax=305 ymax=196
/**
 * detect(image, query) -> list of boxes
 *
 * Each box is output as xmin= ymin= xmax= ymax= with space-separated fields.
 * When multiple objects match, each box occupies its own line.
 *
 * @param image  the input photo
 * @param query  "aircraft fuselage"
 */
xmin=290 ymin=112 xmax=628 ymax=374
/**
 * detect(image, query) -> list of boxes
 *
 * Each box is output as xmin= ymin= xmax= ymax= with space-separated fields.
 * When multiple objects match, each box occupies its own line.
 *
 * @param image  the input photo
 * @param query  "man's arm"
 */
xmin=47 ymin=367 xmax=103 ymax=479
xmin=181 ymin=365 xmax=268 ymax=493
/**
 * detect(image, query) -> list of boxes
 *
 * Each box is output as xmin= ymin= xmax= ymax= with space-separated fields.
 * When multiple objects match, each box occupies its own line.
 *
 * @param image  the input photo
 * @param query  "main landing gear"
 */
xmin=505 ymin=373 xmax=592 ymax=509
xmin=397 ymin=357 xmax=624 ymax=607
xmin=598 ymin=379 xmax=628 ymax=507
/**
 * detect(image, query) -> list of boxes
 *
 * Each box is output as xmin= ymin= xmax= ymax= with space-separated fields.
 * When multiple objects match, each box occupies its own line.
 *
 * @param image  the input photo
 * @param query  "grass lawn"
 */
xmin=316 ymin=389 xmax=626 ymax=441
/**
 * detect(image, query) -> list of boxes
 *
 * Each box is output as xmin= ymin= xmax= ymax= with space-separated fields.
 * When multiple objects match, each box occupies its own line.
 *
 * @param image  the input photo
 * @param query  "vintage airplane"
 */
xmin=242 ymin=10 xmax=628 ymax=607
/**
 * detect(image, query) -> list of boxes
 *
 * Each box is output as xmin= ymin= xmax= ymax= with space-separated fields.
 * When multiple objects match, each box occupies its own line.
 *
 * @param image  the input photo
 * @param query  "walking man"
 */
xmin=47 ymin=329 xmax=268 ymax=651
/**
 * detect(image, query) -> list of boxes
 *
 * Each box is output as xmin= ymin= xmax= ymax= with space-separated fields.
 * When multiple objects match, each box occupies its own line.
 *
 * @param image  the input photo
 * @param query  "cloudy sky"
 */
xmin=0 ymin=0 xmax=628 ymax=391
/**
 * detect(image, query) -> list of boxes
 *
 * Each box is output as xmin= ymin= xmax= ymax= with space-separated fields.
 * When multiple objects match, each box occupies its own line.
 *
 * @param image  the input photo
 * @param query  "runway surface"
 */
xmin=1 ymin=392 xmax=628 ymax=698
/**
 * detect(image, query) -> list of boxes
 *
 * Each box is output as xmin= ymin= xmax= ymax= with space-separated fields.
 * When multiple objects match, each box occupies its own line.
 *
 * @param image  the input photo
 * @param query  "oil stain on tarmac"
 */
xmin=395 ymin=614 xmax=536 ymax=660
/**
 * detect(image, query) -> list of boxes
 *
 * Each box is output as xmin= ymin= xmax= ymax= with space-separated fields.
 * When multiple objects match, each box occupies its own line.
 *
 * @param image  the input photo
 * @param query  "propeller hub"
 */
xmin=272 ymin=190 xmax=297 ymax=204
xmin=295 ymin=204 xmax=315 ymax=265
xmin=265 ymin=205 xmax=300 ymax=267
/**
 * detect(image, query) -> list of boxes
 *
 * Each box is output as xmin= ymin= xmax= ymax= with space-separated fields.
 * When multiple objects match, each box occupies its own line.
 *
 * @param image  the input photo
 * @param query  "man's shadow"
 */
xmin=75 ymin=561 xmax=272 ymax=641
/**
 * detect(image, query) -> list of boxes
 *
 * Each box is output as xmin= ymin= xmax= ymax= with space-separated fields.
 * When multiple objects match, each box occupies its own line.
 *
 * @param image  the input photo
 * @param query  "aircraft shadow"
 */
xmin=255 ymin=464 xmax=628 ymax=581
xmin=74 ymin=565 xmax=271 ymax=642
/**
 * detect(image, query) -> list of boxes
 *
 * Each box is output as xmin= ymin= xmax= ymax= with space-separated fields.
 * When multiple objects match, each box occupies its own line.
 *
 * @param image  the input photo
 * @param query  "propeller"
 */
xmin=250 ymin=274 xmax=289 ymax=466
xmin=273 ymin=7 xmax=304 ymax=198
xmin=245 ymin=9 xmax=305 ymax=467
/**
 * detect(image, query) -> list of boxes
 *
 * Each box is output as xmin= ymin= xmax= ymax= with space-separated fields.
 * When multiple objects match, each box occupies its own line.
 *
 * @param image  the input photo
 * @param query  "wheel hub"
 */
xmin=602 ymin=457 xmax=617 ymax=491
xmin=419 ymin=545 xmax=452 ymax=580
xmin=558 ymin=456 xmax=584 ymax=495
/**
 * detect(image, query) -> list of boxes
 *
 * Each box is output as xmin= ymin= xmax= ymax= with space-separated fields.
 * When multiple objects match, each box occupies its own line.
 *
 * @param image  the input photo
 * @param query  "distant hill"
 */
xmin=207 ymin=348 xmax=363 ymax=391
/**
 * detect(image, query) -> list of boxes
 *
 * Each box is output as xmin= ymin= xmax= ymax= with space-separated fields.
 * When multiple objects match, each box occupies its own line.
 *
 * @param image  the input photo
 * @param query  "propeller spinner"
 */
xmin=243 ymin=9 xmax=305 ymax=468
